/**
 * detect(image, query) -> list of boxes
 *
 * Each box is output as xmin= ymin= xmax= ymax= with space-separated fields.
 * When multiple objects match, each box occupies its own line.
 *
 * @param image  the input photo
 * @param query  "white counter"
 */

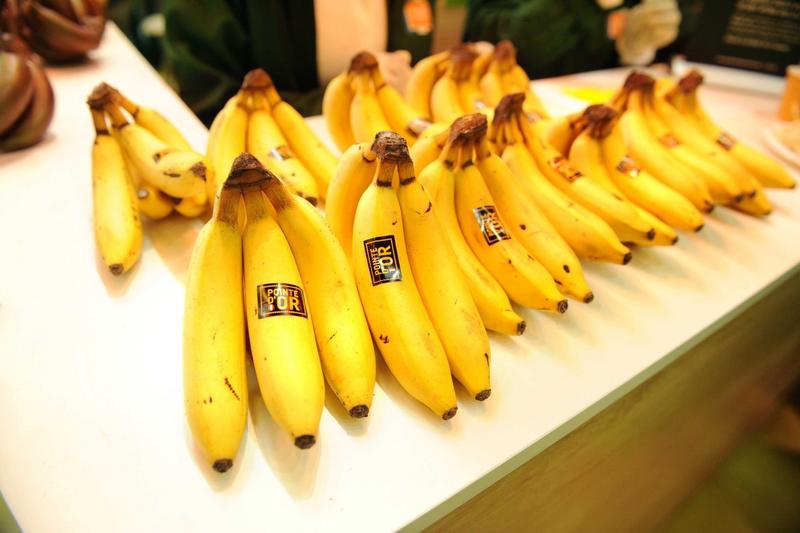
xmin=1 ymin=25 xmax=798 ymax=533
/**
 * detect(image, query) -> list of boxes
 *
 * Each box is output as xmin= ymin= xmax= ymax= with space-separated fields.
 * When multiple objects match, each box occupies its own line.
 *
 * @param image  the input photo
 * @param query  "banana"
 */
xmin=261 ymin=169 xmax=376 ymax=417
xmin=323 ymin=72 xmax=357 ymax=152
xmin=569 ymin=127 xmax=678 ymax=246
xmin=396 ymin=157 xmax=492 ymax=400
xmin=540 ymin=113 xmax=581 ymax=156
xmin=349 ymin=54 xmax=393 ymax=144
xmin=352 ymin=136 xmax=457 ymax=419
xmin=136 ymin=184 xmax=174 ymax=219
xmin=420 ymin=152 xmax=526 ymax=335
xmin=670 ymin=72 xmax=795 ymax=189
xmin=596 ymin=114 xmax=705 ymax=232
xmin=19 ymin=0 xmax=104 ymax=61
xmin=325 ymin=142 xmax=378 ymax=257
xmin=409 ymin=124 xmax=450 ymax=176
xmin=235 ymin=157 xmax=324 ymax=448
xmin=0 ymin=51 xmax=34 ymax=136
xmin=507 ymin=65 xmax=549 ymax=120
xmin=649 ymin=79 xmax=759 ymax=199
xmin=206 ymin=92 xmax=248 ymax=200
xmin=522 ymin=116 xmax=656 ymax=246
xmin=476 ymin=133 xmax=594 ymax=301
xmin=100 ymin=93 xmax=206 ymax=198
xmin=89 ymin=106 xmax=143 ymax=275
xmin=501 ymin=136 xmax=631 ymax=264
xmin=406 ymin=50 xmax=449 ymax=119
xmin=371 ymin=65 xmax=432 ymax=146
xmin=455 ymin=147 xmax=567 ymax=313
xmin=174 ymin=191 xmax=208 ymax=218
xmin=479 ymin=61 xmax=506 ymax=109
xmin=638 ymin=89 xmax=744 ymax=205
xmin=113 ymin=89 xmax=193 ymax=151
xmin=182 ymin=171 xmax=247 ymax=473
xmin=263 ymin=80 xmax=338 ymax=197
xmin=245 ymin=83 xmax=319 ymax=204
xmin=0 ymin=56 xmax=54 ymax=151
xmin=431 ymin=60 xmax=468 ymax=124
xmin=620 ymin=89 xmax=715 ymax=212
xmin=491 ymin=106 xmax=631 ymax=264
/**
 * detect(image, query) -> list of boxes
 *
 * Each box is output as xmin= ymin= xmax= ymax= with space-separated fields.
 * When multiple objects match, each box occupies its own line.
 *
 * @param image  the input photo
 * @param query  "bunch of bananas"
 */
xmin=0 ymin=33 xmax=53 ymax=151
xmin=406 ymin=40 xmax=549 ymax=127
xmin=545 ymin=71 xmax=792 ymax=222
xmin=207 ymin=68 xmax=338 ymax=205
xmin=1 ymin=0 xmax=105 ymax=62
xmin=87 ymin=82 xmax=209 ymax=275
xmin=183 ymin=154 xmax=375 ymax=472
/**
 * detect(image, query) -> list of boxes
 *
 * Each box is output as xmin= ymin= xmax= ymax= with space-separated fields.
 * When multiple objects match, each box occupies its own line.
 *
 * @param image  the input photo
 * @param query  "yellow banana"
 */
xmin=670 ymin=72 xmax=795 ymax=189
xmin=621 ymin=89 xmax=715 ymax=212
xmin=349 ymin=57 xmax=393 ymax=144
xmin=246 ymin=85 xmax=319 ymax=204
xmin=174 ymin=191 xmax=208 ymax=218
xmin=113 ymin=88 xmax=193 ymax=151
xmin=410 ymin=124 xmax=449 ymax=176
xmin=420 ymin=153 xmax=526 ymax=335
xmin=524 ymin=116 xmax=656 ymax=245
xmin=237 ymin=158 xmax=324 ymax=448
xmin=89 ymin=106 xmax=143 ymax=275
xmin=569 ymin=127 xmax=678 ymax=246
xmin=397 ymin=159 xmax=491 ymax=401
xmin=396 ymin=157 xmax=491 ymax=400
xmin=322 ymin=71 xmax=356 ymax=153
xmin=352 ymin=139 xmax=457 ymax=419
xmin=325 ymin=142 xmax=378 ymax=258
xmin=136 ymin=183 xmax=174 ymax=220
xmin=501 ymin=137 xmax=631 ymax=264
xmin=476 ymin=134 xmax=594 ymax=301
xmin=506 ymin=64 xmax=549 ymax=120
xmin=455 ymin=146 xmax=567 ymax=313
xmin=182 ymin=177 xmax=247 ymax=473
xmin=261 ymin=171 xmax=375 ymax=417
xmin=206 ymin=92 xmax=248 ymax=200
xmin=597 ymin=116 xmax=705 ymax=231
xmin=371 ymin=65 xmax=432 ymax=146
xmin=263 ymin=82 xmax=338 ymax=198
xmin=540 ymin=113 xmax=581 ymax=156
xmin=406 ymin=51 xmax=449 ymax=118
xmin=431 ymin=61 xmax=468 ymax=124
xmin=104 ymin=101 xmax=206 ymax=199
xmin=650 ymin=80 xmax=760 ymax=198
xmin=638 ymin=90 xmax=744 ymax=205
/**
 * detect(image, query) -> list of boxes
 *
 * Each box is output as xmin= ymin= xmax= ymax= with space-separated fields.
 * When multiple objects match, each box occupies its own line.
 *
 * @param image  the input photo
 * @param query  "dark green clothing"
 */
xmin=161 ymin=0 xmax=433 ymax=124
xmin=463 ymin=0 xmax=632 ymax=79
xmin=463 ymin=0 xmax=702 ymax=79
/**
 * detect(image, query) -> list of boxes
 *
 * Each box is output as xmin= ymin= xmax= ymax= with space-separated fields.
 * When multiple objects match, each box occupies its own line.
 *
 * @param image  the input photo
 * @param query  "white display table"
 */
xmin=1 ymin=25 xmax=799 ymax=533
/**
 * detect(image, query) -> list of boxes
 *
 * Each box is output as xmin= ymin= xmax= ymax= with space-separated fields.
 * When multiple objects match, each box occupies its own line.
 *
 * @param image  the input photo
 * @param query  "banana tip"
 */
xmin=694 ymin=223 xmax=704 ymax=233
xmin=583 ymin=292 xmax=595 ymax=304
xmin=294 ymin=435 xmax=316 ymax=449
xmin=212 ymin=459 xmax=233 ymax=473
xmin=108 ymin=264 xmax=124 ymax=276
xmin=442 ymin=407 xmax=458 ymax=420
xmin=622 ymin=252 xmax=633 ymax=265
xmin=516 ymin=320 xmax=527 ymax=336
xmin=557 ymin=299 xmax=568 ymax=314
xmin=475 ymin=389 xmax=491 ymax=401
xmin=672 ymin=235 xmax=680 ymax=245
xmin=349 ymin=405 xmax=369 ymax=418
xmin=646 ymin=228 xmax=656 ymax=241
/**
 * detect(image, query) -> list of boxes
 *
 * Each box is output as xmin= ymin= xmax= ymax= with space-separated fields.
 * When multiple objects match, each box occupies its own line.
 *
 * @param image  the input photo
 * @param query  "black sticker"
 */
xmin=257 ymin=283 xmax=308 ymax=318
xmin=364 ymin=235 xmax=403 ymax=285
xmin=472 ymin=205 xmax=510 ymax=246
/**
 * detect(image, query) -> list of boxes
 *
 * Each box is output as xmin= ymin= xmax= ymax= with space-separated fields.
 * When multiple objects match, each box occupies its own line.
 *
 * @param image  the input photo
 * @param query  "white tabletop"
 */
xmin=1 ymin=25 xmax=799 ymax=533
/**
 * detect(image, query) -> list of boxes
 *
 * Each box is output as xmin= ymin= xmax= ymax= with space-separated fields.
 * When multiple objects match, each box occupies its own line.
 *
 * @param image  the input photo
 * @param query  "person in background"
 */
xmin=464 ymin=0 xmax=696 ymax=79
xmin=156 ymin=0 xmax=435 ymax=124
